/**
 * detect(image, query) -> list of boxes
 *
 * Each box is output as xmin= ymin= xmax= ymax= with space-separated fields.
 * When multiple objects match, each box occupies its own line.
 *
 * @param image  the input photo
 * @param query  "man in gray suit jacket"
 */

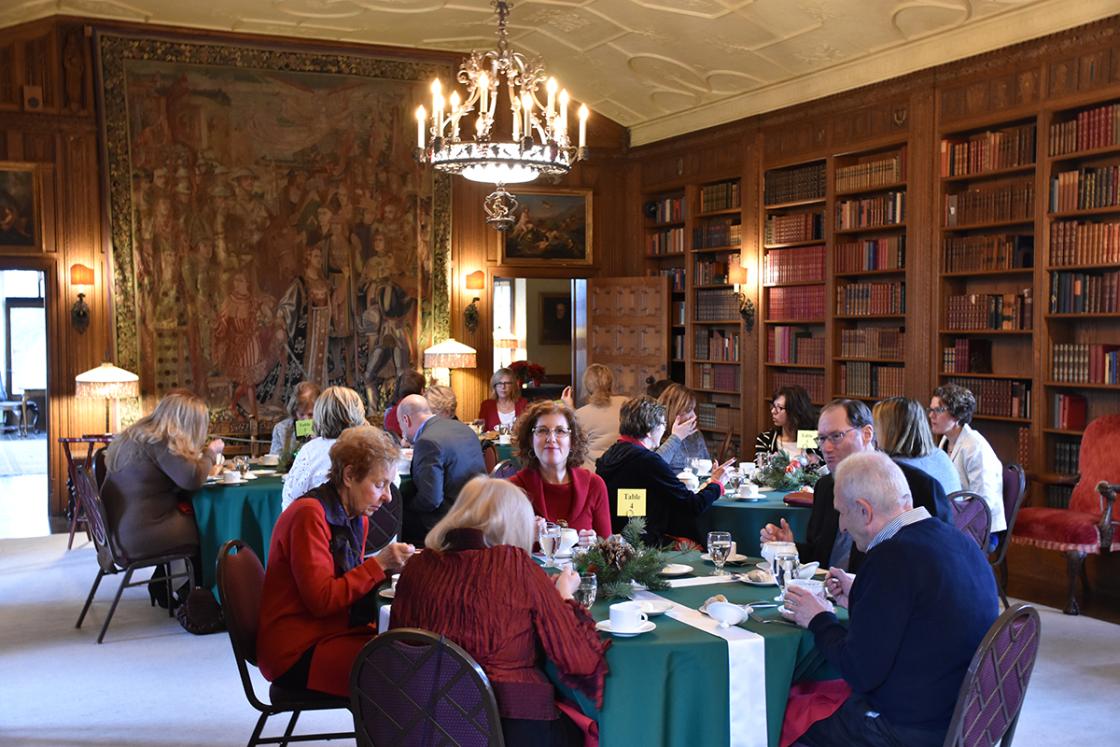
xmin=397 ymin=394 xmax=486 ymax=544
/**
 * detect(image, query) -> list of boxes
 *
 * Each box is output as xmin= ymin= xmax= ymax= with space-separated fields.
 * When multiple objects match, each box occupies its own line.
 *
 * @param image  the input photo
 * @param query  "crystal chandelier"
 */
xmin=415 ymin=0 xmax=589 ymax=231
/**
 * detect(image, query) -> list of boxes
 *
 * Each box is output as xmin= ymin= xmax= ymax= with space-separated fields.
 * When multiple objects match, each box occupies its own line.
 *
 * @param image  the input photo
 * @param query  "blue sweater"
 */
xmin=808 ymin=518 xmax=999 ymax=733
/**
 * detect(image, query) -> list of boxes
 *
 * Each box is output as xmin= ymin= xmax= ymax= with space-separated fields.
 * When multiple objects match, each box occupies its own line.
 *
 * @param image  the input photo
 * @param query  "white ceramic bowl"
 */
xmin=705 ymin=601 xmax=746 ymax=627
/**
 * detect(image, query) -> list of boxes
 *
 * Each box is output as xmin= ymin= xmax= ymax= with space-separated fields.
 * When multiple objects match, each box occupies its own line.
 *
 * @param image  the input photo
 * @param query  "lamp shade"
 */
xmin=465 ymin=270 xmax=486 ymax=292
xmin=75 ymin=362 xmax=140 ymax=400
xmin=727 ymin=262 xmax=747 ymax=286
xmin=70 ymin=264 xmax=95 ymax=287
xmin=494 ymin=329 xmax=520 ymax=349
xmin=423 ymin=339 xmax=477 ymax=370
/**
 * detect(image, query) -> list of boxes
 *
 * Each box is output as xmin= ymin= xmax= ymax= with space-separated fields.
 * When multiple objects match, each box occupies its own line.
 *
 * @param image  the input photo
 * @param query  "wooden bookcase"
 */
xmin=642 ymin=189 xmax=687 ymax=383
xmin=936 ymin=116 xmax=1038 ymax=471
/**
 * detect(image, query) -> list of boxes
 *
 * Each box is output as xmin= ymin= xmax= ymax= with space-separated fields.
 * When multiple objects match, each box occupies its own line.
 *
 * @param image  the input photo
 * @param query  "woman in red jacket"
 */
xmin=391 ymin=476 xmax=609 ymax=745
xmin=257 ymin=425 xmax=414 ymax=697
xmin=477 ymin=367 xmax=527 ymax=430
xmin=509 ymin=400 xmax=613 ymax=538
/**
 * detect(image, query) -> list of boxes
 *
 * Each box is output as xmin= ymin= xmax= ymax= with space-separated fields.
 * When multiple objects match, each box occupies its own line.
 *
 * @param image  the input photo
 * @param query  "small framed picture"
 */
xmin=501 ymin=187 xmax=592 ymax=266
xmin=539 ymin=293 xmax=572 ymax=345
xmin=0 ymin=162 xmax=43 ymax=252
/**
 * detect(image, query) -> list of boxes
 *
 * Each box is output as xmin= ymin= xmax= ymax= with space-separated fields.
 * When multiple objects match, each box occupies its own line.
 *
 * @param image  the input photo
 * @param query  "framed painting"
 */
xmin=0 ymin=162 xmax=42 ymax=252
xmin=539 ymin=293 xmax=571 ymax=345
xmin=501 ymin=188 xmax=592 ymax=266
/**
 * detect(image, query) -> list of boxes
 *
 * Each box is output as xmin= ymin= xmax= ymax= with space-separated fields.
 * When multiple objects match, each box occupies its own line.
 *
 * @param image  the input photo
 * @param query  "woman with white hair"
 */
xmin=282 ymin=386 xmax=368 ymax=509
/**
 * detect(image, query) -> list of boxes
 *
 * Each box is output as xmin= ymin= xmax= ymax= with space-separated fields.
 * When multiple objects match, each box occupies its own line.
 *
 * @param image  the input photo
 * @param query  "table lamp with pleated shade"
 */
xmin=75 ymin=362 xmax=140 ymax=433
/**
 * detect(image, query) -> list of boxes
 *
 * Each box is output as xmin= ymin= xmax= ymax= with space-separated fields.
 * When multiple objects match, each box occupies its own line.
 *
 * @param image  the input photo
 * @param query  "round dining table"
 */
xmin=192 ymin=472 xmax=285 ymax=592
xmin=696 ymin=488 xmax=814 ymax=557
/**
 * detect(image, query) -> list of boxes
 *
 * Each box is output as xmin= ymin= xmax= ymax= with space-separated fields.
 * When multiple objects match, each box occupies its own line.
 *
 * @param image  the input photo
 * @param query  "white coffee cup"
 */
xmin=260 ymin=453 xmax=280 ymax=466
xmin=498 ymin=434 xmax=511 ymax=445
xmin=739 ymin=482 xmax=760 ymax=498
xmin=608 ymin=601 xmax=648 ymax=633
xmin=693 ymin=459 xmax=713 ymax=475
xmin=786 ymin=578 xmax=826 ymax=602
xmin=761 ymin=541 xmax=797 ymax=570
xmin=739 ymin=461 xmax=756 ymax=476
xmin=557 ymin=528 xmax=579 ymax=556
xmin=222 ymin=470 xmax=240 ymax=484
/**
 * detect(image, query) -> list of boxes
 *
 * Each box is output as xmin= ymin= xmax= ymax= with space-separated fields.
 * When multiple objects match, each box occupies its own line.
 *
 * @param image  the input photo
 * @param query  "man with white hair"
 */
xmin=784 ymin=452 xmax=998 ymax=747
xmin=397 ymin=393 xmax=485 ymax=544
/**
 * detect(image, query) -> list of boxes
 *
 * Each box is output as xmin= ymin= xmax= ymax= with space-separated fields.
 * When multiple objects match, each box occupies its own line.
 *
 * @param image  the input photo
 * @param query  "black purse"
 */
xmin=175 ymin=587 xmax=225 ymax=635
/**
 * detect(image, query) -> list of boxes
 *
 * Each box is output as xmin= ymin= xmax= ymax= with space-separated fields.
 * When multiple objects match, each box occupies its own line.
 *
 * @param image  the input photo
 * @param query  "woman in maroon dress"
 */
xmin=391 ymin=476 xmax=609 ymax=746
xmin=509 ymin=400 xmax=612 ymax=538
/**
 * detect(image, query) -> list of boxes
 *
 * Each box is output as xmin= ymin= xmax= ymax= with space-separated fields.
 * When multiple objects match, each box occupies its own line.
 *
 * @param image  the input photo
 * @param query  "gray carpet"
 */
xmin=0 ymin=533 xmax=1117 ymax=746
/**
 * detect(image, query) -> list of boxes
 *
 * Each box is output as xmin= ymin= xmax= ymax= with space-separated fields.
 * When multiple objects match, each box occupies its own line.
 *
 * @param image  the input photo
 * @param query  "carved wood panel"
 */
xmin=587 ymin=276 xmax=668 ymax=397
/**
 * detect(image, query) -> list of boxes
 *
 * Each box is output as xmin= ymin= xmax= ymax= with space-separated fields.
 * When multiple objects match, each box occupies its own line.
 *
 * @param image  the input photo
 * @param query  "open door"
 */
xmin=585 ymin=276 xmax=670 ymax=398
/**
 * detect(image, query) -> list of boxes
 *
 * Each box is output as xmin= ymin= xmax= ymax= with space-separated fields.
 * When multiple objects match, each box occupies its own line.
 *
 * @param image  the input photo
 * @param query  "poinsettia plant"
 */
xmin=753 ymin=450 xmax=822 ymax=491
xmin=509 ymin=360 xmax=546 ymax=387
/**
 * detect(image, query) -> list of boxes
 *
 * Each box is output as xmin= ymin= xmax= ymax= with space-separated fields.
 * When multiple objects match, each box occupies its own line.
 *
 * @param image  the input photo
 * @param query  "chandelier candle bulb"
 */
xmin=511 ymin=96 xmax=521 ymax=140
xmin=578 ymin=104 xmax=589 ymax=148
xmin=478 ymin=72 xmax=489 ymax=114
xmin=522 ymin=92 xmax=533 ymax=139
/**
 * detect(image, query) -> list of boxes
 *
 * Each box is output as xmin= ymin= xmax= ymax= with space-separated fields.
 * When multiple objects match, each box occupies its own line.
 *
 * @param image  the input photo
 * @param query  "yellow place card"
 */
xmin=295 ymin=418 xmax=314 ymax=438
xmin=796 ymin=430 xmax=819 ymax=449
xmin=618 ymin=488 xmax=647 ymax=518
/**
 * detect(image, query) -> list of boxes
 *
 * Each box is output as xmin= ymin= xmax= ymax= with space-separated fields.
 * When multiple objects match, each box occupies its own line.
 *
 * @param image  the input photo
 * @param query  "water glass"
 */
xmin=707 ymin=531 xmax=733 ymax=576
xmin=235 ymin=457 xmax=249 ymax=478
xmin=775 ymin=552 xmax=800 ymax=601
xmin=540 ymin=522 xmax=561 ymax=568
xmin=575 ymin=529 xmax=596 ymax=556
xmin=574 ymin=573 xmax=598 ymax=609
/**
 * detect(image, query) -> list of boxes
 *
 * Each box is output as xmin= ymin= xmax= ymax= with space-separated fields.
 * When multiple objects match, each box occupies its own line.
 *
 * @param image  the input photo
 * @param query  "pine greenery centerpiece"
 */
xmin=754 ymin=451 xmax=822 ymax=491
xmin=573 ymin=518 xmax=668 ymax=600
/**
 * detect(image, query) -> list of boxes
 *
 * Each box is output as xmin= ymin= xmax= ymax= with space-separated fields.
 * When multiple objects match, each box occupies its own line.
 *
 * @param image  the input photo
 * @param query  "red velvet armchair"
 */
xmin=1012 ymin=414 xmax=1120 ymax=614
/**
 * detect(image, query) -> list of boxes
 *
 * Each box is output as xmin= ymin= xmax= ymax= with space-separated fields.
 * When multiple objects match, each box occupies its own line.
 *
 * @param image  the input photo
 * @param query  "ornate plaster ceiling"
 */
xmin=3 ymin=0 xmax=1117 ymax=145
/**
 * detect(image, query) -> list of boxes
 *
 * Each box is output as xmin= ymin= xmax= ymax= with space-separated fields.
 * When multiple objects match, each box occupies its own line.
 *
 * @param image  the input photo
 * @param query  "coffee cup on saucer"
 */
xmin=259 ymin=453 xmax=280 ymax=467
xmin=738 ymin=482 xmax=760 ymax=499
xmin=221 ymin=471 xmax=240 ymax=484
xmin=608 ymin=601 xmax=648 ymax=633
xmin=786 ymin=578 xmax=826 ymax=602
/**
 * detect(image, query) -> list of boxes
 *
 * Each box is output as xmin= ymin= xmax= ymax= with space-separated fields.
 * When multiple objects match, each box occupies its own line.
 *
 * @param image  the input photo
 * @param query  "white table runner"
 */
xmin=633 ymin=590 xmax=768 ymax=747
xmin=664 ymin=575 xmax=743 ymax=588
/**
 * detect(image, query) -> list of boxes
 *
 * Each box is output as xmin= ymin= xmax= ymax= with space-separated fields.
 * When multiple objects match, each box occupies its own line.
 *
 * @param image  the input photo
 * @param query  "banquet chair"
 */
xmin=60 ymin=434 xmax=113 ymax=549
xmin=73 ymin=464 xmax=195 ymax=644
xmin=365 ymin=483 xmax=404 ymax=555
xmin=942 ymin=603 xmax=1041 ymax=747
xmin=1012 ymin=414 xmax=1120 ymax=614
xmin=350 ymin=628 xmax=504 ymax=747
xmin=482 ymin=441 xmax=498 ymax=474
xmin=990 ymin=464 xmax=1028 ymax=608
xmin=950 ymin=491 xmax=993 ymax=552
xmin=217 ymin=539 xmax=354 ymax=747
xmin=489 ymin=459 xmax=520 ymax=479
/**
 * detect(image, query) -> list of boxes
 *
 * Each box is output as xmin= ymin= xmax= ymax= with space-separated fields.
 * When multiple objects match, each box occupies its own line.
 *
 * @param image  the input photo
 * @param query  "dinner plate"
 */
xmin=639 ymin=600 xmax=673 ymax=616
xmin=379 ymin=588 xmax=395 ymax=600
xmin=700 ymin=552 xmax=749 ymax=564
xmin=595 ymin=620 xmax=656 ymax=637
xmin=658 ymin=563 xmax=692 ymax=577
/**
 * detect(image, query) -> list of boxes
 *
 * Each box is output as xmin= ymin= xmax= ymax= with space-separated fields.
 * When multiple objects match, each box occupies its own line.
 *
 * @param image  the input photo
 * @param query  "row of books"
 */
xmin=767 ymin=326 xmax=825 ymax=365
xmin=944 ymin=290 xmax=1033 ymax=330
xmin=1052 ymin=439 xmax=1081 ymax=477
xmin=943 ymin=376 xmax=1031 ymax=419
xmin=1017 ymin=426 xmax=1032 ymax=471
xmin=694 ymin=219 xmax=742 ymax=249
xmin=839 ymin=327 xmax=905 ymax=359
xmin=1048 ymin=103 xmax=1120 ymax=156
xmin=769 ymin=370 xmax=825 ymax=403
xmin=1050 ymin=342 xmax=1120 ymax=384
xmin=649 ymin=195 xmax=684 ymax=224
xmin=839 ymin=362 xmax=905 ymax=399
xmin=694 ymin=255 xmax=736 ymax=286
xmin=696 ymin=402 xmax=735 ymax=431
xmin=659 ymin=267 xmax=685 ymax=293
xmin=835 ymin=148 xmax=907 ymax=193
xmin=836 ymin=282 xmax=905 ymax=316
xmin=647 ymin=227 xmax=685 ymax=255
xmin=700 ymin=181 xmax=741 ymax=213
xmin=1049 ymin=219 xmax=1120 ymax=266
xmin=696 ymin=363 xmax=738 ymax=391
xmin=943 ymin=179 xmax=1033 ymax=227
xmin=1050 ymin=392 xmax=1087 ymax=430
xmin=1047 ymin=485 xmax=1073 ymax=509
xmin=767 ymin=286 xmax=826 ymax=320
xmin=763 ymin=245 xmax=825 ymax=285
xmin=672 ymin=333 xmax=686 ymax=361
xmin=942 ymin=339 xmax=993 ymax=374
xmin=1048 ymin=270 xmax=1119 ymax=314
xmin=940 ymin=124 xmax=1036 ymax=177
xmin=764 ymin=211 xmax=823 ymax=245
xmin=836 ymin=192 xmax=906 ymax=230
xmin=672 ymin=300 xmax=686 ymax=326
xmin=695 ymin=329 xmax=741 ymax=362
xmin=1050 ymin=166 xmax=1120 ymax=212
xmin=942 ymin=234 xmax=1033 ymax=273
xmin=835 ymin=236 xmax=905 ymax=273
xmin=695 ymin=289 xmax=740 ymax=321
xmin=765 ymin=162 xmax=826 ymax=205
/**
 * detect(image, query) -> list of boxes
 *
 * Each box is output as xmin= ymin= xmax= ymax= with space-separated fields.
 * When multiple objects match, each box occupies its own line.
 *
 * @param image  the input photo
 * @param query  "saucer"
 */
xmin=639 ymin=600 xmax=673 ymax=616
xmin=658 ymin=563 xmax=692 ymax=577
xmin=738 ymin=570 xmax=776 ymax=586
xmin=217 ymin=477 xmax=248 ymax=485
xmin=595 ymin=620 xmax=656 ymax=637
xmin=701 ymin=552 xmax=748 ymax=564
xmin=252 ymin=469 xmax=277 ymax=476
xmin=379 ymin=588 xmax=395 ymax=600
xmin=732 ymin=493 xmax=765 ymax=502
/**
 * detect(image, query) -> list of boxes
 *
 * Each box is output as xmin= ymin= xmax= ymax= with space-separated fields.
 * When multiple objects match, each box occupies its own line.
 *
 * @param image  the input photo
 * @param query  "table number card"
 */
xmin=295 ymin=418 xmax=314 ymax=437
xmin=796 ymin=430 xmax=819 ymax=449
xmin=618 ymin=488 xmax=647 ymax=518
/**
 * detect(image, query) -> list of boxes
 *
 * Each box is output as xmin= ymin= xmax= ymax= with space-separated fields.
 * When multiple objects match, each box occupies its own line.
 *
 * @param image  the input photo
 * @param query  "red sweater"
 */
xmin=257 ymin=499 xmax=386 ymax=688
xmin=509 ymin=466 xmax=613 ymax=538
xmin=477 ymin=397 xmax=527 ymax=431
xmin=390 ymin=528 xmax=609 ymax=720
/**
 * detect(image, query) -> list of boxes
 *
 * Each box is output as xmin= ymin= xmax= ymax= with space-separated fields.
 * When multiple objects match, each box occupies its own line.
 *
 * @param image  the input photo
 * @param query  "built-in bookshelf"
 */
xmin=831 ymin=144 xmax=908 ymax=401
xmin=643 ymin=189 xmax=688 ymax=381
xmin=1039 ymin=97 xmax=1120 ymax=506
xmin=762 ymin=160 xmax=827 ymax=408
xmin=936 ymin=118 xmax=1038 ymax=470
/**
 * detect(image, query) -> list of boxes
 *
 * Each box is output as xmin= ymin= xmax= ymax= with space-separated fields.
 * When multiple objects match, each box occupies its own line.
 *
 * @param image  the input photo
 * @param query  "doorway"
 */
xmin=0 ymin=269 xmax=48 ymax=538
xmin=492 ymin=277 xmax=587 ymax=398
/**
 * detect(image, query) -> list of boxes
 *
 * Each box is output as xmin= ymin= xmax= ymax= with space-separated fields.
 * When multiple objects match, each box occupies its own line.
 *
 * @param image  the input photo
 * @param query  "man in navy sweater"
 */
xmin=785 ymin=451 xmax=998 ymax=747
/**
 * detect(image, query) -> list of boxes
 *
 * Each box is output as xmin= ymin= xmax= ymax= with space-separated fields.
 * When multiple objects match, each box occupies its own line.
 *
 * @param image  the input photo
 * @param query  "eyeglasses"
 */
xmin=928 ymin=406 xmax=949 ymax=415
xmin=815 ymin=427 xmax=856 ymax=447
xmin=770 ymin=403 xmax=786 ymax=412
xmin=532 ymin=427 xmax=571 ymax=439
xmin=494 ymin=381 xmax=514 ymax=388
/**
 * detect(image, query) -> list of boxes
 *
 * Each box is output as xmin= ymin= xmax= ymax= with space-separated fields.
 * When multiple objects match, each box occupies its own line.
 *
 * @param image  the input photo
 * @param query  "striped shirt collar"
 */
xmin=866 ymin=506 xmax=931 ymax=552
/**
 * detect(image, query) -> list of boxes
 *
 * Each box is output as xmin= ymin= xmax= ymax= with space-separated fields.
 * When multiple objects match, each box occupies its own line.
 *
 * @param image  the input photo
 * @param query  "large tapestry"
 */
xmin=97 ymin=33 xmax=451 ymax=434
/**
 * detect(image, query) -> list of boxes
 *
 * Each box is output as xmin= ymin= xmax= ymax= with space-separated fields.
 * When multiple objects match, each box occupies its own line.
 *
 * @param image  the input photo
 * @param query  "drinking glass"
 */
xmin=574 ymin=573 xmax=598 ymax=609
xmin=707 ymin=531 xmax=733 ymax=576
xmin=774 ymin=551 xmax=800 ymax=601
xmin=236 ymin=457 xmax=249 ymax=479
xmin=540 ymin=522 xmax=561 ymax=568
xmin=575 ymin=529 xmax=596 ymax=557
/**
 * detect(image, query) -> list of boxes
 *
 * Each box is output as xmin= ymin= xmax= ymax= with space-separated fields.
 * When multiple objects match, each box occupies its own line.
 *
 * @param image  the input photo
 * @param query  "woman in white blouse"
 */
xmin=281 ymin=386 xmax=367 ymax=509
xmin=929 ymin=383 xmax=1006 ymax=538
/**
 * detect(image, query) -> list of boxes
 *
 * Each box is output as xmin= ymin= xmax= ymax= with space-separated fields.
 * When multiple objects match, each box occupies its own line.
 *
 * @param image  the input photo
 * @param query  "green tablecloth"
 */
xmin=696 ymin=490 xmax=813 ymax=556
xmin=192 ymin=474 xmax=285 ymax=592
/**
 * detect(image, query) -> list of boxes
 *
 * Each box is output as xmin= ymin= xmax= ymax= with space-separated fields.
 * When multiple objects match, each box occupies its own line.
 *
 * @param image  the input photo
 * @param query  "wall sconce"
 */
xmin=70 ymin=263 xmax=94 ymax=334
xmin=463 ymin=270 xmax=485 ymax=333
xmin=727 ymin=262 xmax=755 ymax=334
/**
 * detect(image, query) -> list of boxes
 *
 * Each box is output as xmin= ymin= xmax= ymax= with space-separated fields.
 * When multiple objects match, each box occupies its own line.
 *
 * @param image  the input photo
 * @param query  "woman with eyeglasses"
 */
xmin=508 ymin=400 xmax=612 ymax=537
xmin=755 ymin=385 xmax=823 ymax=463
xmin=929 ymin=384 xmax=1006 ymax=536
xmin=478 ymin=367 xmax=528 ymax=431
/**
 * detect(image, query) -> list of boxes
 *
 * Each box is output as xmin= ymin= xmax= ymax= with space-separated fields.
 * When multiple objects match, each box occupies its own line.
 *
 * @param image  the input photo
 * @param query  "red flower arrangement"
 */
xmin=509 ymin=360 xmax=546 ymax=387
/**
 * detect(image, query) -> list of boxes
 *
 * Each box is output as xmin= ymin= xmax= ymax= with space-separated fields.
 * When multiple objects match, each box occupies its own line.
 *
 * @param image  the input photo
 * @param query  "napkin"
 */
xmin=784 ymin=491 xmax=814 ymax=507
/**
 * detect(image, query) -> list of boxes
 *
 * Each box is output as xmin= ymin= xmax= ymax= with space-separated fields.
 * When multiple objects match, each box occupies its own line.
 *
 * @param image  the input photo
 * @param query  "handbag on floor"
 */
xmin=175 ymin=587 xmax=225 ymax=635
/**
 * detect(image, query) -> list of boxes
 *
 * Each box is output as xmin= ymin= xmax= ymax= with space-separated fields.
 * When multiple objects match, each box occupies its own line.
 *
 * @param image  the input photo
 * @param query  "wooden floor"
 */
xmin=1005 ymin=543 xmax=1120 ymax=624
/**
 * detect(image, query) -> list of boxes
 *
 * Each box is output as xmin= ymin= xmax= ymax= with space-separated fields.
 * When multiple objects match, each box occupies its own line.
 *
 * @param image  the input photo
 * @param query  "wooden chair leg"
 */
xmin=1064 ymin=551 xmax=1085 ymax=615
